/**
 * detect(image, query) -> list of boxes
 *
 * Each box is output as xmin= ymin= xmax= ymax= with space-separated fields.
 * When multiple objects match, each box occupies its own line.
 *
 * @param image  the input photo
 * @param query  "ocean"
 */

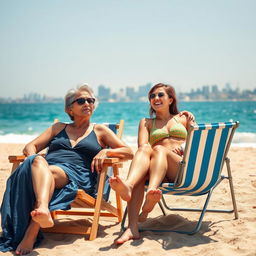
xmin=0 ymin=101 xmax=255 ymax=147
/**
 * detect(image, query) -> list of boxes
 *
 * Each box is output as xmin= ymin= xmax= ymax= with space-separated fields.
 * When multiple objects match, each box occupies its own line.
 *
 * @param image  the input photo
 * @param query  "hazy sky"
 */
xmin=0 ymin=0 xmax=255 ymax=98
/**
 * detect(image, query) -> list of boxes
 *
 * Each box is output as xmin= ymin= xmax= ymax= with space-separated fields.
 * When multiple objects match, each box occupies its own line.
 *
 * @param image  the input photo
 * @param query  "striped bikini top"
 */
xmin=149 ymin=117 xmax=187 ymax=146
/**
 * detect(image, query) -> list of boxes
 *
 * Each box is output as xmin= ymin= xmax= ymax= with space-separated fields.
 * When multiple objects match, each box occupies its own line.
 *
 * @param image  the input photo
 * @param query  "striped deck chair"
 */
xmin=122 ymin=121 xmax=239 ymax=235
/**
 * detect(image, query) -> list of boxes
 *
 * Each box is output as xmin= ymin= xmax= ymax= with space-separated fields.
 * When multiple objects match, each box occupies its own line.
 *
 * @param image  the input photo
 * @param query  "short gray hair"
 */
xmin=65 ymin=83 xmax=99 ymax=120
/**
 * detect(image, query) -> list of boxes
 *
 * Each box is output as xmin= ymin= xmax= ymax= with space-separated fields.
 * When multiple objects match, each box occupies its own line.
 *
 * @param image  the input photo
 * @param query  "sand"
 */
xmin=0 ymin=143 xmax=256 ymax=256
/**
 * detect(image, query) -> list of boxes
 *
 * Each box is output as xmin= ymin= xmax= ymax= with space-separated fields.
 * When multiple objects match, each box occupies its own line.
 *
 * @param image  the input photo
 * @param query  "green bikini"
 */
xmin=149 ymin=117 xmax=187 ymax=146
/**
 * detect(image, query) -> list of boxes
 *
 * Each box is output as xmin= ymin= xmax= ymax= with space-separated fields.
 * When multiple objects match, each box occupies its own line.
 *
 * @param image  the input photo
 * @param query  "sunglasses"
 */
xmin=149 ymin=92 xmax=165 ymax=99
xmin=71 ymin=97 xmax=96 ymax=105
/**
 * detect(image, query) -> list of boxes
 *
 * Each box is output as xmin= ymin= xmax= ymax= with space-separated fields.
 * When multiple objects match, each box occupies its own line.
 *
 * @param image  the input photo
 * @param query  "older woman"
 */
xmin=110 ymin=83 xmax=195 ymax=244
xmin=0 ymin=84 xmax=133 ymax=255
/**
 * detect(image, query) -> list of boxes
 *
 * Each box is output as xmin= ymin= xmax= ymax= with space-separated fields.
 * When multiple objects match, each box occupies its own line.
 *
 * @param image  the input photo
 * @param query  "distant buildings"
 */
xmin=0 ymin=92 xmax=63 ymax=104
xmin=98 ymin=83 xmax=152 ymax=102
xmin=178 ymin=83 xmax=256 ymax=101
xmin=0 ymin=83 xmax=255 ymax=103
xmin=98 ymin=82 xmax=256 ymax=102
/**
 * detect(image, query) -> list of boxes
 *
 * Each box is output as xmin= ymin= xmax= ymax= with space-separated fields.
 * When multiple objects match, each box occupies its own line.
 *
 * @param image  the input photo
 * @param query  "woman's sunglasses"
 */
xmin=71 ymin=97 xmax=96 ymax=105
xmin=149 ymin=92 xmax=165 ymax=99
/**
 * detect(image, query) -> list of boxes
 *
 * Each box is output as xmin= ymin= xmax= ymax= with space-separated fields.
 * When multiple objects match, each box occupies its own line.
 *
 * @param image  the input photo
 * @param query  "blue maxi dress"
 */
xmin=0 ymin=127 xmax=102 ymax=252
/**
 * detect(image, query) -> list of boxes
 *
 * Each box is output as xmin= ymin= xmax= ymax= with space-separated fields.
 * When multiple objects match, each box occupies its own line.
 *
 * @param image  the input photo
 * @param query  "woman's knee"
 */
xmin=152 ymin=145 xmax=166 ymax=155
xmin=32 ymin=155 xmax=48 ymax=168
xmin=138 ymin=144 xmax=152 ymax=154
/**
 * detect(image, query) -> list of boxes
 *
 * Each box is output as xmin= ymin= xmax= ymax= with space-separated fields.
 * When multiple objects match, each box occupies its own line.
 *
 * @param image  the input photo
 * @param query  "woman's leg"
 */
xmin=140 ymin=145 xmax=182 ymax=219
xmin=30 ymin=162 xmax=69 ymax=226
xmin=16 ymin=158 xmax=69 ymax=255
xmin=115 ymin=177 xmax=147 ymax=244
xmin=15 ymin=156 xmax=55 ymax=255
xmin=110 ymin=144 xmax=152 ymax=201
xmin=30 ymin=156 xmax=56 ymax=228
xmin=15 ymin=221 xmax=40 ymax=255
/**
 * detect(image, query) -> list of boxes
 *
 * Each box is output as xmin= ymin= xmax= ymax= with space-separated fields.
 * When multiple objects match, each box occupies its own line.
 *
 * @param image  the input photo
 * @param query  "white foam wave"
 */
xmin=124 ymin=133 xmax=256 ymax=148
xmin=0 ymin=132 xmax=255 ymax=148
xmin=0 ymin=134 xmax=38 ymax=144
xmin=232 ymin=132 xmax=256 ymax=148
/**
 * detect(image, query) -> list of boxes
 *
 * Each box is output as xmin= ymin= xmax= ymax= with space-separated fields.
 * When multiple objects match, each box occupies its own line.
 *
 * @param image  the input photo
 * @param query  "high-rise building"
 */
xmin=98 ymin=85 xmax=111 ymax=101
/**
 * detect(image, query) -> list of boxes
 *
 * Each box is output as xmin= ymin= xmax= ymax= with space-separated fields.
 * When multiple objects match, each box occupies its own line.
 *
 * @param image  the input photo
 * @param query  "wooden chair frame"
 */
xmin=8 ymin=120 xmax=130 ymax=240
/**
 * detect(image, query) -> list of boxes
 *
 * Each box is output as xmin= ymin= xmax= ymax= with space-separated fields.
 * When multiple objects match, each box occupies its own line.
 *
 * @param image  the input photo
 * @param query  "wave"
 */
xmin=123 ymin=133 xmax=256 ymax=148
xmin=232 ymin=132 xmax=256 ymax=148
xmin=0 ymin=132 xmax=256 ymax=148
xmin=0 ymin=134 xmax=38 ymax=144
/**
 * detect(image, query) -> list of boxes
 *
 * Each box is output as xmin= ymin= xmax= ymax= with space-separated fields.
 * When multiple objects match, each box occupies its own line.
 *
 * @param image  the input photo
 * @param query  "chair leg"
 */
xmin=89 ymin=166 xmax=108 ymax=240
xmin=139 ymin=190 xmax=214 ymax=235
xmin=121 ymin=206 xmax=128 ymax=231
xmin=113 ymin=165 xmax=123 ymax=222
xmin=158 ymin=200 xmax=167 ymax=216
xmin=225 ymin=158 xmax=239 ymax=219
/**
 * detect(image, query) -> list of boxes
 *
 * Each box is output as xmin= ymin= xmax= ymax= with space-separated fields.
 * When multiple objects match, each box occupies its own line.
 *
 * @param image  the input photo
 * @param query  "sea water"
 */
xmin=0 ymin=101 xmax=255 ymax=147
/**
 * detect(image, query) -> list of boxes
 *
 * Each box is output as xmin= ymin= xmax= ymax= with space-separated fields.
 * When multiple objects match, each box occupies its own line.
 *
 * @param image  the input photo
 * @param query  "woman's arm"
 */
xmin=92 ymin=124 xmax=134 ymax=172
xmin=137 ymin=118 xmax=151 ymax=147
xmin=179 ymin=112 xmax=196 ymax=130
xmin=23 ymin=122 xmax=65 ymax=156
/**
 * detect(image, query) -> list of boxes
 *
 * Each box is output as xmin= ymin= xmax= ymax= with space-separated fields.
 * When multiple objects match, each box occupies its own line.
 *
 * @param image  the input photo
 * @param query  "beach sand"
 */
xmin=0 ymin=144 xmax=256 ymax=256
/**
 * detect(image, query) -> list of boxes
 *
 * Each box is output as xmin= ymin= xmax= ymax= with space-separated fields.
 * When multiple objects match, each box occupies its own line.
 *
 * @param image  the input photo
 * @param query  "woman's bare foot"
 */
xmin=31 ymin=207 xmax=54 ymax=228
xmin=109 ymin=175 xmax=132 ymax=202
xmin=115 ymin=227 xmax=140 ymax=245
xmin=15 ymin=221 xmax=39 ymax=255
xmin=139 ymin=189 xmax=162 ymax=222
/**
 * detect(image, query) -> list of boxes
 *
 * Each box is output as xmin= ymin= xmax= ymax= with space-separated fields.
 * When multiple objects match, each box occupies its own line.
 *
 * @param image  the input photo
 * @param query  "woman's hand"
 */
xmin=91 ymin=149 xmax=109 ymax=173
xmin=22 ymin=144 xmax=37 ymax=157
xmin=172 ymin=146 xmax=183 ymax=156
xmin=179 ymin=111 xmax=195 ymax=122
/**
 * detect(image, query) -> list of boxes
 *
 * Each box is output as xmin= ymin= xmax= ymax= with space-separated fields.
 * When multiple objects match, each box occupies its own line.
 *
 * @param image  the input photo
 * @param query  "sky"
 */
xmin=0 ymin=0 xmax=256 ymax=98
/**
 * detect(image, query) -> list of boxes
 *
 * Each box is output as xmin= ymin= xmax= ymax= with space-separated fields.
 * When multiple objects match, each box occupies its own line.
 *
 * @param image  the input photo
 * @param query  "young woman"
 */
xmin=0 ymin=84 xmax=133 ymax=255
xmin=110 ymin=83 xmax=195 ymax=244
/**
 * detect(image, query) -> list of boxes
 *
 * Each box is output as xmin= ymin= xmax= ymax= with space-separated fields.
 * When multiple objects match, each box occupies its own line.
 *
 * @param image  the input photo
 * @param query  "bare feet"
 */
xmin=31 ymin=207 xmax=54 ymax=228
xmin=139 ymin=189 xmax=162 ymax=222
xmin=15 ymin=221 xmax=39 ymax=255
xmin=109 ymin=175 xmax=132 ymax=202
xmin=115 ymin=227 xmax=140 ymax=245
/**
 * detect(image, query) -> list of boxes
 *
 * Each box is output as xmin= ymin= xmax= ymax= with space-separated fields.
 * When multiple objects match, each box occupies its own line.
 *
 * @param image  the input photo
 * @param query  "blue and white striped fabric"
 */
xmin=104 ymin=123 xmax=117 ymax=134
xmin=99 ymin=123 xmax=118 ymax=201
xmin=159 ymin=121 xmax=238 ymax=196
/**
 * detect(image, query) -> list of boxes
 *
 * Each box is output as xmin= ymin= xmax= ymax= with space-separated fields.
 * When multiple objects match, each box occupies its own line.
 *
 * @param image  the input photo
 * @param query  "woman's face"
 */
xmin=149 ymin=87 xmax=173 ymax=112
xmin=69 ymin=90 xmax=95 ymax=119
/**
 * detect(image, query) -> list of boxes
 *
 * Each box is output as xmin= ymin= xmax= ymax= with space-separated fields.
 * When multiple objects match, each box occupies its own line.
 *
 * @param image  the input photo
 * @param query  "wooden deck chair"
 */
xmin=8 ymin=120 xmax=130 ymax=240
xmin=121 ymin=121 xmax=239 ymax=235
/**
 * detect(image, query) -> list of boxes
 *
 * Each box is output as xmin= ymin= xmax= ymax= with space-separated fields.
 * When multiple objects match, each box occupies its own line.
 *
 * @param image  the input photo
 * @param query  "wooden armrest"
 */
xmin=102 ymin=156 xmax=132 ymax=167
xmin=8 ymin=155 xmax=26 ymax=163
xmin=8 ymin=155 xmax=131 ymax=166
xmin=8 ymin=154 xmax=46 ymax=164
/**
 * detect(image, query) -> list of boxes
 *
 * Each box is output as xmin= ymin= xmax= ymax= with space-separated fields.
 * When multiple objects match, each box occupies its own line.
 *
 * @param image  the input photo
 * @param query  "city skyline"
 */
xmin=1 ymin=0 xmax=256 ymax=98
xmin=1 ymin=82 xmax=255 ymax=103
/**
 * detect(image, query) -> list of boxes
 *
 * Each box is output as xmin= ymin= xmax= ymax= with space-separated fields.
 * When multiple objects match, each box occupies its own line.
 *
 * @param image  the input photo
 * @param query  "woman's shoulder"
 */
xmin=52 ymin=122 xmax=68 ymax=135
xmin=139 ymin=118 xmax=154 ymax=130
xmin=93 ymin=123 xmax=112 ymax=134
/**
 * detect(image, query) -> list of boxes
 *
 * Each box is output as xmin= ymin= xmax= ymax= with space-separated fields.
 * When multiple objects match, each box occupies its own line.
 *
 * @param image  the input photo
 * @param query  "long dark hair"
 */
xmin=148 ymin=83 xmax=179 ymax=117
